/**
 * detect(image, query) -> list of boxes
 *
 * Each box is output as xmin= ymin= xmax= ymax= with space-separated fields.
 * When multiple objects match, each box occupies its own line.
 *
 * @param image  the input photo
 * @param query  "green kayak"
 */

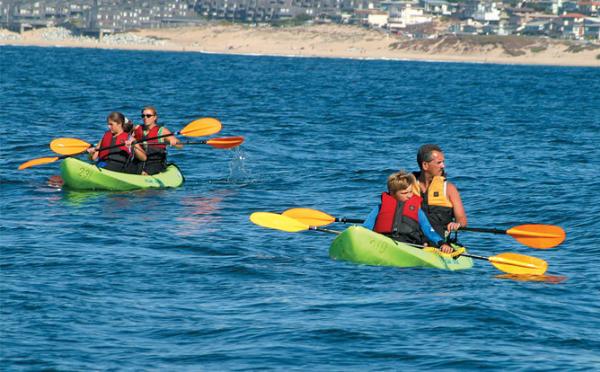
xmin=329 ymin=226 xmax=473 ymax=271
xmin=60 ymin=158 xmax=184 ymax=191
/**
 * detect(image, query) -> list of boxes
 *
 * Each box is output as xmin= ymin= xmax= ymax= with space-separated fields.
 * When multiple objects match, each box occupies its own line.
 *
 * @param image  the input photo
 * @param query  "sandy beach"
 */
xmin=2 ymin=24 xmax=599 ymax=67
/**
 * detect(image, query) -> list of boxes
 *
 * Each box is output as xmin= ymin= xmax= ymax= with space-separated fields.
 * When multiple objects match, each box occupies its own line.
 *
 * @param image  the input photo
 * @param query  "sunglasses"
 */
xmin=141 ymin=114 xmax=155 ymax=118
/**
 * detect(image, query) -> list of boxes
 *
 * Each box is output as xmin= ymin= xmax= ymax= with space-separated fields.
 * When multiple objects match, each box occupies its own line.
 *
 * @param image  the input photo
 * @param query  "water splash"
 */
xmin=226 ymin=147 xmax=254 ymax=185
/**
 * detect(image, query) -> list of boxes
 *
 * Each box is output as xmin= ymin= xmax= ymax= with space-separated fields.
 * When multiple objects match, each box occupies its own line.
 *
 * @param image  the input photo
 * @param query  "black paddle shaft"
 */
xmin=460 ymin=227 xmax=508 ymax=234
xmin=336 ymin=218 xmax=365 ymax=224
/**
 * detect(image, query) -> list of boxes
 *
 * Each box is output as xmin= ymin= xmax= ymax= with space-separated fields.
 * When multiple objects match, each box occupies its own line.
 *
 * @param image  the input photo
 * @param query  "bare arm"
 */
xmin=162 ymin=127 xmax=182 ymax=149
xmin=447 ymin=182 xmax=467 ymax=230
xmin=132 ymin=143 xmax=147 ymax=161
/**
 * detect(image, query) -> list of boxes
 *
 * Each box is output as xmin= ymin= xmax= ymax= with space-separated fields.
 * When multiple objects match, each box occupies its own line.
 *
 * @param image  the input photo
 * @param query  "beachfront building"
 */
xmin=387 ymin=3 xmax=432 ymax=31
xmin=193 ymin=0 xmax=343 ymax=22
xmin=0 ymin=0 xmax=78 ymax=32
xmin=472 ymin=0 xmax=500 ymax=22
xmin=420 ymin=0 xmax=454 ymax=15
xmin=555 ymin=12 xmax=586 ymax=38
xmin=367 ymin=10 xmax=388 ymax=27
xmin=0 ymin=0 xmax=199 ymax=33
xmin=584 ymin=16 xmax=600 ymax=37
xmin=577 ymin=1 xmax=600 ymax=15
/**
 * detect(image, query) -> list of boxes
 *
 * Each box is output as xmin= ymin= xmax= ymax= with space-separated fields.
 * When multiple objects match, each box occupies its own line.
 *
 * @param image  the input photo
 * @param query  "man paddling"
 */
xmin=413 ymin=144 xmax=467 ymax=237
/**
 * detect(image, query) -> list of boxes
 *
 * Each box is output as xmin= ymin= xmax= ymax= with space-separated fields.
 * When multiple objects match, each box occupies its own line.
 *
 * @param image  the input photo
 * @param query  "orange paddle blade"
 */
xmin=282 ymin=208 xmax=335 ymax=227
xmin=249 ymin=212 xmax=309 ymax=232
xmin=180 ymin=117 xmax=222 ymax=137
xmin=50 ymin=138 xmax=92 ymax=155
xmin=507 ymin=224 xmax=566 ymax=249
xmin=206 ymin=136 xmax=244 ymax=149
xmin=488 ymin=252 xmax=548 ymax=275
xmin=18 ymin=157 xmax=60 ymax=170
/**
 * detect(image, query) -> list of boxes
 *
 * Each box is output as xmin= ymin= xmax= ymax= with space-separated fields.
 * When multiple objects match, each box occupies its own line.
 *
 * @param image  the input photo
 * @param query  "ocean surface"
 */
xmin=1 ymin=46 xmax=600 ymax=370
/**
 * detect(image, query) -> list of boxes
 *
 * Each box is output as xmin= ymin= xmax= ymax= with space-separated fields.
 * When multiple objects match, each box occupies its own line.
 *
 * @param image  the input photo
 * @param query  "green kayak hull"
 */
xmin=329 ymin=226 xmax=473 ymax=271
xmin=60 ymin=158 xmax=184 ymax=191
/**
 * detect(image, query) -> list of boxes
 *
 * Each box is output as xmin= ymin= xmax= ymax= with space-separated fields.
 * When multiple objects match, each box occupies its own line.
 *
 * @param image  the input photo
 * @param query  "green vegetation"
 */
xmin=597 ymin=53 xmax=600 ymax=60
xmin=271 ymin=15 xmax=312 ymax=28
xmin=565 ymin=43 xmax=600 ymax=53
xmin=530 ymin=46 xmax=547 ymax=53
xmin=567 ymin=45 xmax=585 ymax=53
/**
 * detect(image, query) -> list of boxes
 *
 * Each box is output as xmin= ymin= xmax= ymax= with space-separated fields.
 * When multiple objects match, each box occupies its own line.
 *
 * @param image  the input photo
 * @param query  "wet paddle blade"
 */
xmin=50 ymin=138 xmax=92 ymax=155
xmin=282 ymin=208 xmax=336 ymax=227
xmin=206 ymin=136 xmax=245 ymax=149
xmin=507 ymin=224 xmax=566 ymax=249
xmin=180 ymin=118 xmax=222 ymax=137
xmin=249 ymin=212 xmax=309 ymax=232
xmin=488 ymin=252 xmax=548 ymax=275
xmin=18 ymin=157 xmax=60 ymax=170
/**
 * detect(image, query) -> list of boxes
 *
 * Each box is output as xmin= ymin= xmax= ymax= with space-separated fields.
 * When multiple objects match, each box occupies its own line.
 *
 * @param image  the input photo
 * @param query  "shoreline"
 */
xmin=2 ymin=25 xmax=599 ymax=67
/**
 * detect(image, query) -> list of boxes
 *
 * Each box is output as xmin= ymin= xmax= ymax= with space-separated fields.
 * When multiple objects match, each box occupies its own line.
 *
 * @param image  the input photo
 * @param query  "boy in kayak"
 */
xmin=87 ymin=112 xmax=147 ymax=173
xmin=363 ymin=171 xmax=454 ymax=254
xmin=134 ymin=106 xmax=181 ymax=175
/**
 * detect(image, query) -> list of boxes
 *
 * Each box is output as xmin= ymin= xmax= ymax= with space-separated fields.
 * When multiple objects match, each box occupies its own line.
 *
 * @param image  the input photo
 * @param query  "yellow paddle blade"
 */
xmin=282 ymin=208 xmax=335 ymax=227
xmin=50 ymin=138 xmax=92 ymax=155
xmin=18 ymin=157 xmax=60 ymax=170
xmin=507 ymin=224 xmax=566 ymax=249
xmin=180 ymin=117 xmax=222 ymax=137
xmin=249 ymin=212 xmax=310 ymax=232
xmin=206 ymin=136 xmax=244 ymax=149
xmin=488 ymin=252 xmax=548 ymax=275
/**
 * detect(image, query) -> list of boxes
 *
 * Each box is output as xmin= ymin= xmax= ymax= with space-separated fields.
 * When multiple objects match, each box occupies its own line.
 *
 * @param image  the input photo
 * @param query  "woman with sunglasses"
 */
xmin=88 ymin=112 xmax=147 ymax=173
xmin=133 ymin=106 xmax=181 ymax=175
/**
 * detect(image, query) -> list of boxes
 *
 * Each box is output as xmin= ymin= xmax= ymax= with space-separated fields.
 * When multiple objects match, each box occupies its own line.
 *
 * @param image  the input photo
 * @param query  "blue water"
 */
xmin=1 ymin=46 xmax=600 ymax=370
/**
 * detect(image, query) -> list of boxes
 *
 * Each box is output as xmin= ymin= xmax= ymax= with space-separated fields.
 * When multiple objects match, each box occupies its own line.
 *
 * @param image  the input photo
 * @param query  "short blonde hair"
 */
xmin=387 ymin=171 xmax=416 ymax=194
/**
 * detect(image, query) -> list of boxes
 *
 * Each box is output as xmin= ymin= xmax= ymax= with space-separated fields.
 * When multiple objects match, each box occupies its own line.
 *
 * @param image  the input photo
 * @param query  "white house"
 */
xmin=388 ymin=4 xmax=432 ymax=30
xmin=367 ymin=11 xmax=389 ymax=28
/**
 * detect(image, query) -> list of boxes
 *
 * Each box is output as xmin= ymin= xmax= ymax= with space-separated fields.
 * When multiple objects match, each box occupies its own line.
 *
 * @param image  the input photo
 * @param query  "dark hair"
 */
xmin=124 ymin=120 xmax=134 ymax=133
xmin=417 ymin=144 xmax=443 ymax=170
xmin=107 ymin=111 xmax=125 ymax=126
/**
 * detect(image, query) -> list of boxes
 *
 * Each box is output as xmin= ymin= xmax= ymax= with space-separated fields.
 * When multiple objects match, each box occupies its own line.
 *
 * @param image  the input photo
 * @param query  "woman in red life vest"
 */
xmin=363 ymin=171 xmax=454 ymax=254
xmin=134 ymin=106 xmax=181 ymax=175
xmin=87 ymin=112 xmax=147 ymax=173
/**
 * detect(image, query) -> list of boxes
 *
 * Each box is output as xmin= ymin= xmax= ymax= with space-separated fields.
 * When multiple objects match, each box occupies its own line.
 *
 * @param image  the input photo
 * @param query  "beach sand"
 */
xmin=2 ymin=24 xmax=599 ymax=67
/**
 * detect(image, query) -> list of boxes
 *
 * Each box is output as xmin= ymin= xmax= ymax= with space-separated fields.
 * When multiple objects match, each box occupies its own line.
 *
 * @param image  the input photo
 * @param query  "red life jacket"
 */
xmin=134 ymin=125 xmax=166 ymax=152
xmin=98 ymin=131 xmax=130 ymax=160
xmin=373 ymin=192 xmax=425 ymax=244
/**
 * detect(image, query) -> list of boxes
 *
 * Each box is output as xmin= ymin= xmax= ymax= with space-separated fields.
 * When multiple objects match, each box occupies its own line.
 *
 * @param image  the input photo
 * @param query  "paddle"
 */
xmin=282 ymin=208 xmax=564 ymax=249
xmin=51 ymin=135 xmax=244 ymax=155
xmin=459 ymin=225 xmax=565 ymax=249
xmin=282 ymin=208 xmax=363 ymax=226
xmin=249 ymin=212 xmax=548 ymax=275
xmin=19 ymin=118 xmax=222 ymax=170
xmin=250 ymin=212 xmax=340 ymax=234
xmin=179 ymin=136 xmax=245 ymax=149
xmin=49 ymin=117 xmax=222 ymax=155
